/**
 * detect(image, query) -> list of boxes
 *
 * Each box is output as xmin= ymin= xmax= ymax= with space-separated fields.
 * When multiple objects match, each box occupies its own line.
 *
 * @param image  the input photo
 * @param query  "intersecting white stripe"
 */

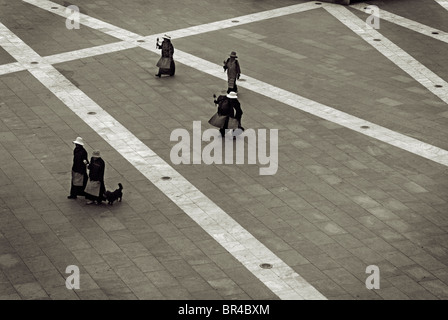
xmin=173 ymin=50 xmax=448 ymax=167
xmin=435 ymin=0 xmax=448 ymax=11
xmin=0 ymin=20 xmax=325 ymax=301
xmin=20 ymin=0 xmax=448 ymax=169
xmin=324 ymin=4 xmax=448 ymax=106
xmin=23 ymin=0 xmax=320 ymax=40
xmin=351 ymin=2 xmax=448 ymax=43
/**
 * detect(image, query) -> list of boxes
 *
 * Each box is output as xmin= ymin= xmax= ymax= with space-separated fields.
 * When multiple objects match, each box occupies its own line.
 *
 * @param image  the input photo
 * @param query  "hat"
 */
xmin=227 ymin=91 xmax=238 ymax=99
xmin=92 ymin=150 xmax=101 ymax=158
xmin=73 ymin=137 xmax=84 ymax=146
xmin=229 ymin=51 xmax=237 ymax=58
xmin=162 ymin=34 xmax=171 ymax=40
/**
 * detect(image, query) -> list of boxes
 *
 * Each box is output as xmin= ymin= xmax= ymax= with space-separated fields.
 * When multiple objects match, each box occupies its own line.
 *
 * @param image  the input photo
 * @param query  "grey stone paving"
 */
xmin=0 ymin=0 xmax=448 ymax=300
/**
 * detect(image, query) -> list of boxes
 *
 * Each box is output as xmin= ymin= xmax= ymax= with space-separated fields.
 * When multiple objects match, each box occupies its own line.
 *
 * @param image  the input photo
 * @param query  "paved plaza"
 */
xmin=0 ymin=0 xmax=448 ymax=300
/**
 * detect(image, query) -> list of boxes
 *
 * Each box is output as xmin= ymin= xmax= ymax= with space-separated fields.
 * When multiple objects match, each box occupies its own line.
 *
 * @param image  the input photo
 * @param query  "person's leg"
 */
xmin=169 ymin=60 xmax=175 ymax=76
xmin=68 ymin=183 xmax=77 ymax=199
xmin=220 ymin=117 xmax=230 ymax=137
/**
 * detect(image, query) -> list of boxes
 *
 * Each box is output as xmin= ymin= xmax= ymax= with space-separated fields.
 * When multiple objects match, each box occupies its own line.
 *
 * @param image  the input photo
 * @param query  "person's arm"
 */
xmin=236 ymin=60 xmax=241 ymax=79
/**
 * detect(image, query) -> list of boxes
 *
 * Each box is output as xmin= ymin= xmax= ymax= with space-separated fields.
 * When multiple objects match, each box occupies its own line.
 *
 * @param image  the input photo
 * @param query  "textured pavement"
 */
xmin=0 ymin=0 xmax=448 ymax=300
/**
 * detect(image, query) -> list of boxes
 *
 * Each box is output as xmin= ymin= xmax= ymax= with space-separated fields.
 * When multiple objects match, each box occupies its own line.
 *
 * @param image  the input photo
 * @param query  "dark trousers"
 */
xmin=219 ymin=117 xmax=230 ymax=137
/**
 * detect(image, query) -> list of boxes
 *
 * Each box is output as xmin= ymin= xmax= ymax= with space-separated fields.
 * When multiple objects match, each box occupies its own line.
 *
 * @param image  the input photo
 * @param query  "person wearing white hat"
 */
xmin=85 ymin=150 xmax=106 ymax=205
xmin=155 ymin=34 xmax=175 ymax=77
xmin=223 ymin=51 xmax=241 ymax=93
xmin=209 ymin=91 xmax=244 ymax=137
xmin=68 ymin=137 xmax=89 ymax=199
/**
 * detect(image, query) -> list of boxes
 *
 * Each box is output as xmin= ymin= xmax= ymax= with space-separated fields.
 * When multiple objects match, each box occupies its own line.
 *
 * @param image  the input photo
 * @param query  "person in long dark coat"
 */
xmin=68 ymin=137 xmax=88 ymax=199
xmin=85 ymin=150 xmax=106 ymax=205
xmin=155 ymin=34 xmax=175 ymax=77
xmin=223 ymin=51 xmax=241 ymax=93
xmin=212 ymin=91 xmax=244 ymax=137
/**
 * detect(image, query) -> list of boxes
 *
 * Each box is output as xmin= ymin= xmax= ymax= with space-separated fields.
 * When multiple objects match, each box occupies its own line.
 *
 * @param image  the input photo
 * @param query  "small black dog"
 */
xmin=104 ymin=183 xmax=123 ymax=205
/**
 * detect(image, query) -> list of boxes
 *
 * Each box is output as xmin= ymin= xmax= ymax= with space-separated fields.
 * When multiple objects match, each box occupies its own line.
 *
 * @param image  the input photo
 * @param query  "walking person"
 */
xmin=223 ymin=51 xmax=241 ymax=93
xmin=68 ymin=137 xmax=88 ymax=199
xmin=84 ymin=150 xmax=106 ymax=205
xmin=209 ymin=91 xmax=244 ymax=137
xmin=155 ymin=34 xmax=175 ymax=77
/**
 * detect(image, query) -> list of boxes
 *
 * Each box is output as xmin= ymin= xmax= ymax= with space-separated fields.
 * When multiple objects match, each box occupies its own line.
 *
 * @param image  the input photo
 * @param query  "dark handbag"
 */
xmin=208 ymin=112 xmax=227 ymax=128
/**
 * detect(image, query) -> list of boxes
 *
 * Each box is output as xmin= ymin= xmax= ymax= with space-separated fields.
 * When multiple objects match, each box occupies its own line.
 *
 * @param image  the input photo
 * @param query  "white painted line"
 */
xmin=23 ymin=0 xmax=141 ymax=41
xmin=173 ymin=50 xmax=448 ymax=167
xmin=435 ymin=0 xmax=448 ymax=11
xmin=0 ymin=62 xmax=25 ymax=76
xmin=0 ymin=21 xmax=326 ymax=300
xmin=23 ymin=0 xmax=320 ymax=40
xmin=21 ymin=0 xmax=448 ymax=169
xmin=351 ymin=2 xmax=448 ymax=43
xmin=323 ymin=4 xmax=448 ymax=106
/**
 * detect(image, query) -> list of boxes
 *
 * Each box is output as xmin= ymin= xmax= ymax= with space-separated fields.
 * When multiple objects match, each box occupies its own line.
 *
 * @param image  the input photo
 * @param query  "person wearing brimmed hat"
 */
xmin=223 ymin=51 xmax=241 ymax=94
xmin=155 ymin=34 xmax=175 ymax=77
xmin=85 ymin=150 xmax=106 ymax=205
xmin=210 ymin=91 xmax=244 ymax=137
xmin=68 ymin=137 xmax=89 ymax=199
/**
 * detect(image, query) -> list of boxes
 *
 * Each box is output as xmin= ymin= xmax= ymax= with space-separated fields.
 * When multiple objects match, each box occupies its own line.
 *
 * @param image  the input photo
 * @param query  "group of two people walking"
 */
xmin=68 ymin=137 xmax=106 ymax=205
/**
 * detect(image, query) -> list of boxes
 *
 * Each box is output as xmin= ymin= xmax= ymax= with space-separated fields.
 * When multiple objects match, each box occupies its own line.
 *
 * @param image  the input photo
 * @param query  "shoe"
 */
xmin=86 ymin=200 xmax=94 ymax=205
xmin=67 ymin=195 xmax=77 ymax=199
xmin=155 ymin=73 xmax=161 ymax=78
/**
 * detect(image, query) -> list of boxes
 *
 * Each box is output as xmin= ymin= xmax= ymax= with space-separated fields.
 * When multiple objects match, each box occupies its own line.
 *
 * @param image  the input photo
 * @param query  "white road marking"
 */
xmin=435 ymin=0 xmax=448 ymax=11
xmin=1 ymin=0 xmax=445 ymax=300
xmin=351 ymin=2 xmax=448 ymax=43
xmin=0 ymin=19 xmax=326 ymax=300
xmin=324 ymin=4 xmax=448 ymax=106
xmin=173 ymin=50 xmax=448 ymax=167
xmin=23 ymin=0 xmax=320 ymax=39
xmin=18 ymin=0 xmax=448 ymax=169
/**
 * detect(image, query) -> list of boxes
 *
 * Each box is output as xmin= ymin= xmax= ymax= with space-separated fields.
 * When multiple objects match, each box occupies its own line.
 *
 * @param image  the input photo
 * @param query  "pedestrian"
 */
xmin=209 ymin=91 xmax=244 ymax=137
xmin=68 ymin=137 xmax=88 ymax=199
xmin=155 ymin=34 xmax=175 ymax=77
xmin=223 ymin=51 xmax=241 ymax=93
xmin=84 ymin=150 xmax=106 ymax=205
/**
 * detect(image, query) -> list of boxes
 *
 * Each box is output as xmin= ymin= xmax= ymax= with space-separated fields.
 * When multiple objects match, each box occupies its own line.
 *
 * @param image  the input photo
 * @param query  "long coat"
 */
xmin=70 ymin=144 xmax=88 ymax=196
xmin=85 ymin=157 xmax=106 ymax=201
xmin=156 ymin=40 xmax=175 ymax=75
xmin=223 ymin=58 xmax=241 ymax=89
